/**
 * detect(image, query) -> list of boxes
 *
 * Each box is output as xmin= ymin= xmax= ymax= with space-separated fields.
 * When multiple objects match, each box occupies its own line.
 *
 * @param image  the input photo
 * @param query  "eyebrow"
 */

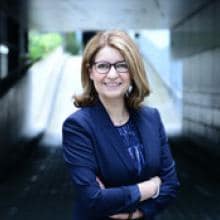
xmin=94 ymin=60 xmax=126 ymax=64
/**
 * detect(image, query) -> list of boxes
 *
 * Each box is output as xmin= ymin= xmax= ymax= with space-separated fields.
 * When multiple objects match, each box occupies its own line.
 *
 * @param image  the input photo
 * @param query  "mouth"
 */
xmin=104 ymin=82 xmax=122 ymax=88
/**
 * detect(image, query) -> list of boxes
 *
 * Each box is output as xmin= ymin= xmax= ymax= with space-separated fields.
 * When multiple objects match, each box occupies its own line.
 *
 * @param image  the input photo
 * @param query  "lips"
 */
xmin=104 ymin=82 xmax=122 ymax=87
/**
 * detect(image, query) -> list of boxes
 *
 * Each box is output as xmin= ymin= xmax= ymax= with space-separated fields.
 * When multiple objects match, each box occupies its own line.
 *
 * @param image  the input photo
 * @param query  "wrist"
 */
xmin=137 ymin=180 xmax=156 ymax=202
xmin=150 ymin=177 xmax=161 ymax=199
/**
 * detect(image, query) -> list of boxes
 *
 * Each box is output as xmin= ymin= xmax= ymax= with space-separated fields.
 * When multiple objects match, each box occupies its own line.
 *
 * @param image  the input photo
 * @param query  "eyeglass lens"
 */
xmin=94 ymin=61 xmax=128 ymax=74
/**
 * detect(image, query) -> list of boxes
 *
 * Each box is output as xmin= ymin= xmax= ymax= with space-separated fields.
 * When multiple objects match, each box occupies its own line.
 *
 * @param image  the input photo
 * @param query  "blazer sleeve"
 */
xmin=62 ymin=115 xmax=140 ymax=218
xmin=138 ymin=109 xmax=180 ymax=218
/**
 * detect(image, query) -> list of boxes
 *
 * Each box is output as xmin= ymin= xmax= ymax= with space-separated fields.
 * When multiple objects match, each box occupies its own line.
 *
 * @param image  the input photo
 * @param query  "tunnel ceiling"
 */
xmin=28 ymin=0 xmax=211 ymax=32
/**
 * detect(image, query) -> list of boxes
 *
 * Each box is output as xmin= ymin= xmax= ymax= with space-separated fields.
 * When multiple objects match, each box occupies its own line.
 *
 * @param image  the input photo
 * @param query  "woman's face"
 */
xmin=89 ymin=46 xmax=131 ymax=102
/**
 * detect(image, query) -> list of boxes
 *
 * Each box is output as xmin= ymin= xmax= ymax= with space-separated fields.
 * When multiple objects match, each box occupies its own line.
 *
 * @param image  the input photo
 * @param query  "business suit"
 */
xmin=62 ymin=100 xmax=179 ymax=220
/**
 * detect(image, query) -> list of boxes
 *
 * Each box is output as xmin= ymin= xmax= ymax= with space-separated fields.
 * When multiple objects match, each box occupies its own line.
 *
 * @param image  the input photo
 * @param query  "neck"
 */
xmin=99 ymin=96 xmax=129 ymax=126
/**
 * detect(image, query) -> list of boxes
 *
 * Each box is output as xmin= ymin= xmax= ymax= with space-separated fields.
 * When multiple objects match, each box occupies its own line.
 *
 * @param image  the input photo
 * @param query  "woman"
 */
xmin=62 ymin=30 xmax=179 ymax=220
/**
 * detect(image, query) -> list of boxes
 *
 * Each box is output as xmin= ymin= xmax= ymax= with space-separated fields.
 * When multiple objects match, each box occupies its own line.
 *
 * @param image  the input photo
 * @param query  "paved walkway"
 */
xmin=1 ymin=138 xmax=220 ymax=220
xmin=0 ymin=146 xmax=74 ymax=220
xmin=0 ymin=53 xmax=219 ymax=220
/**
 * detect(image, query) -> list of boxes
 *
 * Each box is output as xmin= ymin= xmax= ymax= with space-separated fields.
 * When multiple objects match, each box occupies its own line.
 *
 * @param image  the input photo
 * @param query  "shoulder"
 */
xmin=65 ymin=107 xmax=91 ymax=121
xmin=133 ymin=105 xmax=163 ymax=129
xmin=138 ymin=105 xmax=160 ymax=119
xmin=62 ymin=107 xmax=93 ymax=131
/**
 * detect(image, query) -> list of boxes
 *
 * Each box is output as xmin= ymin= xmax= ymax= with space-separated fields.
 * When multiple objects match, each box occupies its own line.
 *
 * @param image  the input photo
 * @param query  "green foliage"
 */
xmin=64 ymin=32 xmax=80 ymax=55
xmin=28 ymin=31 xmax=63 ymax=61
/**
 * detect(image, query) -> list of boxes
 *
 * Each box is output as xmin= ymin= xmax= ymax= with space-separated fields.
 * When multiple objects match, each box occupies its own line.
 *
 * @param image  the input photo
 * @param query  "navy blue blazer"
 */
xmin=62 ymin=101 xmax=179 ymax=220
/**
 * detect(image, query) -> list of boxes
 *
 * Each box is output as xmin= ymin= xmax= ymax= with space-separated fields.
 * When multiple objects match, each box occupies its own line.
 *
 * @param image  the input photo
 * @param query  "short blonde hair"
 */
xmin=74 ymin=30 xmax=150 ymax=109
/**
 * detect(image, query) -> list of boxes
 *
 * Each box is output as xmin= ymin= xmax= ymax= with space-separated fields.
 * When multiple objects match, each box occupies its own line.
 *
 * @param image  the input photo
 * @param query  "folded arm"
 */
xmin=63 ymin=117 xmax=142 ymax=217
xmin=62 ymin=112 xmax=178 ymax=219
xmin=137 ymin=109 xmax=180 ymax=218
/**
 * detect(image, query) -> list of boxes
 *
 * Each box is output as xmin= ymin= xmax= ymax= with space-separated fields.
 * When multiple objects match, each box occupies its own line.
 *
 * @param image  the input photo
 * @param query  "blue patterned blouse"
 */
xmin=115 ymin=118 xmax=145 ymax=175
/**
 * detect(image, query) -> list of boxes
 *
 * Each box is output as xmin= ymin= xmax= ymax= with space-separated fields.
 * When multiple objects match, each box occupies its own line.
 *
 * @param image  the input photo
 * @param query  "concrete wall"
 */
xmin=134 ymin=30 xmax=183 ymax=116
xmin=171 ymin=0 xmax=220 ymax=156
xmin=0 ymin=71 xmax=32 ymax=175
xmin=0 ymin=48 xmax=66 ymax=179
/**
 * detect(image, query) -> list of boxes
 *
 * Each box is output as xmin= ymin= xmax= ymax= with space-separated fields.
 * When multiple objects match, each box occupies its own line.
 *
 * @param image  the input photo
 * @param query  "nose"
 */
xmin=107 ymin=65 xmax=118 ymax=79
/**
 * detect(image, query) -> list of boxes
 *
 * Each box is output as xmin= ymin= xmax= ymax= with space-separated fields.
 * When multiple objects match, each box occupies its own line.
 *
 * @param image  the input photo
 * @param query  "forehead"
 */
xmin=95 ymin=46 xmax=124 ymax=62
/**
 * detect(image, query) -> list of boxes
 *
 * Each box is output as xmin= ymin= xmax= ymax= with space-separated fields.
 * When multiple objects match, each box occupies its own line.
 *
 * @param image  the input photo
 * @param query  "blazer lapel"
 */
xmin=91 ymin=101 xmax=136 ymax=175
xmin=130 ymin=108 xmax=150 ymax=161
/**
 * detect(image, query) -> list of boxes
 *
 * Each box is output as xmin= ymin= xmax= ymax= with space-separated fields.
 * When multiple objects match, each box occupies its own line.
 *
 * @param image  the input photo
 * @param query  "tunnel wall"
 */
xmin=0 ymin=72 xmax=33 ymax=175
xmin=0 ymin=2 xmax=68 ymax=179
xmin=0 ymin=0 xmax=73 ymax=181
xmin=135 ymin=30 xmax=183 ymax=117
xmin=171 ymin=0 xmax=220 ymax=157
xmin=0 ymin=48 xmax=66 ymax=179
xmin=0 ymin=2 xmax=30 ymax=179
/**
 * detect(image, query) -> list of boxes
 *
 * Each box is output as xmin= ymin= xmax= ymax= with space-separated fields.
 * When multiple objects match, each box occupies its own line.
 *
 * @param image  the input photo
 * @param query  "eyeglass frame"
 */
xmin=91 ymin=60 xmax=129 ymax=74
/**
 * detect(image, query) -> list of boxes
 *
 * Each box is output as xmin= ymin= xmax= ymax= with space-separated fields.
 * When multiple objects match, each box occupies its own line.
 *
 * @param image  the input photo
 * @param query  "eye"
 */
xmin=116 ymin=63 xmax=128 ymax=68
xmin=96 ymin=63 xmax=109 ymax=69
xmin=115 ymin=62 xmax=128 ymax=72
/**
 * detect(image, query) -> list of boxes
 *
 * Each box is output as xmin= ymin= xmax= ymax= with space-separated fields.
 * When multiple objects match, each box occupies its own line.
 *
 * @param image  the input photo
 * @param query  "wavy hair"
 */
xmin=74 ymin=30 xmax=150 ymax=109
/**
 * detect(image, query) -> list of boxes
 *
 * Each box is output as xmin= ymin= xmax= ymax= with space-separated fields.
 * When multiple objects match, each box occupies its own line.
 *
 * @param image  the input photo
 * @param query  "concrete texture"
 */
xmin=0 ymin=145 xmax=74 ymax=220
xmin=28 ymin=0 xmax=211 ymax=31
xmin=170 ymin=0 xmax=220 ymax=157
xmin=144 ymin=58 xmax=182 ymax=136
xmin=0 ymin=48 xmax=67 ymax=179
xmin=136 ymin=30 xmax=183 ymax=121
xmin=40 ymin=55 xmax=82 ymax=147
xmin=171 ymin=1 xmax=220 ymax=58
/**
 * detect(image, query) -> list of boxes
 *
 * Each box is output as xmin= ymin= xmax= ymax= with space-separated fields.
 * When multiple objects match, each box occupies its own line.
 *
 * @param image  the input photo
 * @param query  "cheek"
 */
xmin=90 ymin=72 xmax=105 ymax=85
xmin=89 ymin=68 xmax=99 ymax=81
xmin=124 ymin=74 xmax=131 ymax=84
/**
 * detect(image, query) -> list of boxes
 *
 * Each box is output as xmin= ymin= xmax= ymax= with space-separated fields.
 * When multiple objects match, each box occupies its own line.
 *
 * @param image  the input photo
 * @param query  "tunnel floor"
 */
xmin=0 ymin=144 xmax=74 ymax=220
xmin=0 ymin=140 xmax=220 ymax=220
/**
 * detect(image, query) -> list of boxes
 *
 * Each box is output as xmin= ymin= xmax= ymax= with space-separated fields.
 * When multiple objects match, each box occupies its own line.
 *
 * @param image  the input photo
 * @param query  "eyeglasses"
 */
xmin=92 ymin=60 xmax=129 ymax=74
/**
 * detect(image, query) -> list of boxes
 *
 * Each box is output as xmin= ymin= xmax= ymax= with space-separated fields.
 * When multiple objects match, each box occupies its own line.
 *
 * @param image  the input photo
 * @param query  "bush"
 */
xmin=28 ymin=31 xmax=63 ymax=62
xmin=63 ymin=32 xmax=80 ymax=55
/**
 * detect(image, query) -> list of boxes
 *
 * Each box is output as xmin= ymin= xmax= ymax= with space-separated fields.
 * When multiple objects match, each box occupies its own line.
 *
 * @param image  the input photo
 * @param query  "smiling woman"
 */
xmin=62 ymin=30 xmax=180 ymax=220
xmin=74 ymin=30 xmax=150 ymax=109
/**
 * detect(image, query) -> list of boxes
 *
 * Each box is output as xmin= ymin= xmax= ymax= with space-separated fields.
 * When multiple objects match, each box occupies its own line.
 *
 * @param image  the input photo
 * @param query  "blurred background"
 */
xmin=0 ymin=0 xmax=220 ymax=219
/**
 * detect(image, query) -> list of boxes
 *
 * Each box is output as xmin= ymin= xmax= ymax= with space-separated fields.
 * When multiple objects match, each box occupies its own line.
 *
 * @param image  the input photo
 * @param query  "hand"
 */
xmin=132 ymin=209 xmax=144 ymax=219
xmin=96 ymin=176 xmax=105 ymax=189
xmin=110 ymin=210 xmax=143 ymax=219
xmin=150 ymin=176 xmax=162 ymax=187
xmin=110 ymin=213 xmax=130 ymax=219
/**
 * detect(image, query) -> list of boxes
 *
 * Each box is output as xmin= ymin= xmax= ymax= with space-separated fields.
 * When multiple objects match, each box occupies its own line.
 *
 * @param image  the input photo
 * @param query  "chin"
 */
xmin=101 ymin=92 xmax=125 ymax=100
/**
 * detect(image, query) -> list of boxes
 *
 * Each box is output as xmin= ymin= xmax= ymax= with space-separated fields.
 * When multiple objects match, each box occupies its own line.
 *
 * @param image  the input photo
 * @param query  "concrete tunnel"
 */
xmin=0 ymin=0 xmax=220 ymax=219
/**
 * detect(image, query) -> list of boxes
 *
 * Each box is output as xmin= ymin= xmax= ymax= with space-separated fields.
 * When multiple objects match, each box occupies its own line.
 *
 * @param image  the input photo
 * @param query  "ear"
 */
xmin=89 ymin=67 xmax=94 ymax=80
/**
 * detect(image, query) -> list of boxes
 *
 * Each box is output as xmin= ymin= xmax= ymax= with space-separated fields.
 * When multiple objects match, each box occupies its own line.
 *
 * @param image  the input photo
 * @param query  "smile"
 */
xmin=104 ymin=82 xmax=122 ymax=88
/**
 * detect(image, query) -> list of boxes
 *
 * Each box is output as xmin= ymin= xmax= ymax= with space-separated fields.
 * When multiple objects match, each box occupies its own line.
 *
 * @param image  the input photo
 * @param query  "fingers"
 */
xmin=110 ymin=213 xmax=130 ymax=219
xmin=96 ymin=176 xmax=105 ymax=189
xmin=133 ymin=209 xmax=144 ymax=219
xmin=151 ymin=176 xmax=162 ymax=186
